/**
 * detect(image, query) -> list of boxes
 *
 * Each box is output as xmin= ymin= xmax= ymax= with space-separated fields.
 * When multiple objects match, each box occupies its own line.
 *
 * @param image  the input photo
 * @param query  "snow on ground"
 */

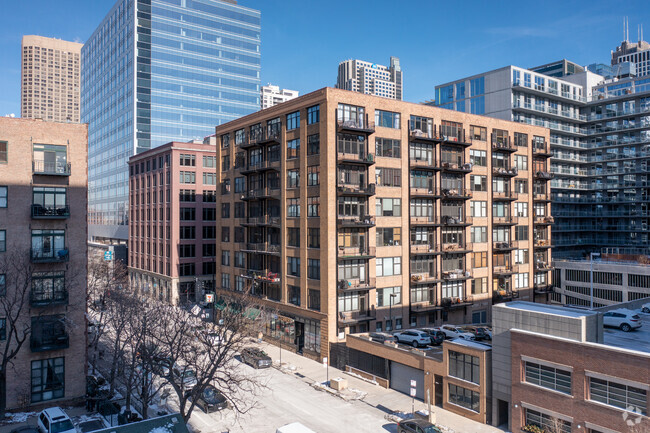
xmin=3 ymin=412 xmax=37 ymax=424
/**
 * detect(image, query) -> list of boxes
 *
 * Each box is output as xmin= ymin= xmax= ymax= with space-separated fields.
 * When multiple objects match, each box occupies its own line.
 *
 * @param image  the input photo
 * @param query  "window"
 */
xmin=470 ymin=201 xmax=487 ymax=217
xmin=219 ymin=203 xmax=229 ymax=219
xmin=376 ymin=167 xmax=401 ymax=187
xmin=203 ymin=244 xmax=216 ymax=257
xmin=308 ymin=259 xmax=320 ymax=280
xmin=287 ymin=198 xmax=300 ymax=217
xmin=524 ymin=409 xmax=571 ymax=433
xmin=307 ymin=105 xmax=320 ymax=124
xmin=472 ymin=277 xmax=488 ymax=294
xmin=288 ymin=285 xmax=300 ymax=306
xmin=468 ymin=150 xmax=486 ymax=167
xmin=179 ymin=171 xmax=195 ymax=184
xmin=0 ymin=317 xmax=4 ymax=340
xmin=308 ymin=289 xmax=320 ymax=311
xmin=180 ymin=154 xmax=195 ymax=166
xmin=203 ymin=208 xmax=216 ymax=221
xmin=375 ymin=110 xmax=401 ymax=129
xmin=203 ymin=226 xmax=216 ymax=239
xmin=449 ymin=350 xmax=480 ymax=384
xmin=448 ymin=384 xmax=480 ymax=412
xmin=524 ymin=361 xmax=572 ymax=394
xmin=308 ymin=228 xmax=320 ymax=248
xmin=471 ymin=175 xmax=487 ymax=191
xmin=307 ymin=197 xmax=320 ymax=217
xmin=470 ymin=126 xmax=487 ymax=141
xmin=376 ymin=257 xmax=401 ymax=277
xmin=31 ymin=230 xmax=64 ymax=259
xmin=221 ymin=227 xmax=230 ymax=242
xmin=0 ymin=141 xmax=6 ymax=163
xmin=515 ymin=179 xmax=528 ymax=194
xmin=221 ymin=273 xmax=231 ymax=289
xmin=203 ymin=156 xmax=216 ymax=167
xmin=376 ymin=198 xmax=401 ymax=216
xmin=307 ymin=134 xmax=320 ymax=155
xmin=514 ymin=272 xmax=529 ymax=289
xmin=376 ymin=287 xmax=401 ymax=307
xmin=234 ymin=177 xmax=245 ymax=193
xmin=589 ymin=377 xmax=647 ymax=415
xmin=470 ymin=96 xmax=485 ymax=114
xmin=288 ymin=228 xmax=300 ymax=247
xmin=471 ymin=226 xmax=487 ymax=243
xmin=514 ymin=249 xmax=529 ymax=264
xmin=179 ymin=244 xmax=195 ymax=258
xmin=287 ymin=111 xmax=300 ymax=130
xmin=31 ymin=357 xmax=64 ymax=402
xmin=0 ymin=186 xmax=6 ymax=207
xmin=288 ymin=257 xmax=300 ymax=276
xmin=516 ymin=225 xmax=528 ymax=241
xmin=0 ymin=274 xmax=5 ymax=296
xmin=221 ymin=250 xmax=230 ymax=266
xmin=514 ymin=132 xmax=528 ymax=147
xmin=470 ymin=77 xmax=484 ymax=96
xmin=472 ymin=252 xmax=487 ymax=268
xmin=515 ymin=155 xmax=528 ymax=171
xmin=287 ymin=169 xmax=300 ymax=188
xmin=376 ymin=138 xmax=401 ymax=158
xmin=515 ymin=202 xmax=528 ymax=217
xmin=376 ymin=227 xmax=401 ymax=246
xmin=180 ymin=226 xmax=195 ymax=239
xmin=203 ymin=173 xmax=217 ymax=185
xmin=287 ymin=138 xmax=300 ymax=159
xmin=307 ymin=165 xmax=320 ymax=186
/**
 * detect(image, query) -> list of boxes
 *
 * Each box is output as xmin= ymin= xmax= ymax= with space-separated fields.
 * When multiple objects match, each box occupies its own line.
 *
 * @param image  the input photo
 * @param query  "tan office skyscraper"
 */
xmin=21 ymin=36 xmax=82 ymax=122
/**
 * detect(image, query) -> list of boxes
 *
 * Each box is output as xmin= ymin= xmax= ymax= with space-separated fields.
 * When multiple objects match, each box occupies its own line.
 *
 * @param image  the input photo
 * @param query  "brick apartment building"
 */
xmin=128 ymin=139 xmax=218 ymax=304
xmin=0 ymin=117 xmax=87 ymax=411
xmin=213 ymin=87 xmax=552 ymax=361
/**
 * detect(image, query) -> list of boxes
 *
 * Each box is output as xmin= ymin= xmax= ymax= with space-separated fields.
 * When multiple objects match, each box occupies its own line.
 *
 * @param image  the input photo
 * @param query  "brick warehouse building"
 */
xmin=212 ymin=87 xmax=552 ymax=361
xmin=0 ymin=118 xmax=87 ymax=411
xmin=128 ymin=139 xmax=218 ymax=305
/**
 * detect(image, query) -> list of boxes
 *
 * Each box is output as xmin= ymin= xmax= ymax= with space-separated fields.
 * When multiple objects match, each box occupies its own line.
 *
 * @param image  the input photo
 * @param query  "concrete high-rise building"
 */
xmin=214 ymin=87 xmax=552 ymax=361
xmin=336 ymin=57 xmax=403 ymax=100
xmin=127 ymin=139 xmax=218 ymax=305
xmin=0 ymin=117 xmax=88 ymax=411
xmin=261 ymin=84 xmax=299 ymax=110
xmin=82 ymin=0 xmax=261 ymax=242
xmin=21 ymin=36 xmax=82 ymax=122
xmin=612 ymin=38 xmax=650 ymax=77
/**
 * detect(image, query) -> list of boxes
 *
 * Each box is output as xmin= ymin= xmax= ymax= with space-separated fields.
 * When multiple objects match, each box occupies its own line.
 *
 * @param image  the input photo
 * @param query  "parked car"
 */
xmin=418 ymin=328 xmax=445 ymax=345
xmin=393 ymin=330 xmax=432 ymax=347
xmin=190 ymin=385 xmax=228 ymax=413
xmin=463 ymin=326 xmax=488 ymax=340
xmin=397 ymin=418 xmax=442 ymax=433
xmin=76 ymin=419 xmax=109 ymax=433
xmin=641 ymin=302 xmax=650 ymax=314
xmin=37 ymin=408 xmax=76 ymax=433
xmin=172 ymin=364 xmax=198 ymax=391
xmin=369 ymin=332 xmax=397 ymax=344
xmin=475 ymin=326 xmax=492 ymax=340
xmin=603 ymin=309 xmax=642 ymax=332
xmin=241 ymin=347 xmax=272 ymax=369
xmin=152 ymin=356 xmax=173 ymax=377
xmin=440 ymin=325 xmax=476 ymax=340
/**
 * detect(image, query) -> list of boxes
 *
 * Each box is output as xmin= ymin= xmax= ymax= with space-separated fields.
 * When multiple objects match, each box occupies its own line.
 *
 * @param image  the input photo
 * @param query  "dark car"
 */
xmin=241 ymin=347 xmax=272 ymax=369
xmin=463 ymin=326 xmax=488 ymax=341
xmin=76 ymin=420 xmax=108 ymax=433
xmin=369 ymin=332 xmax=397 ymax=344
xmin=397 ymin=419 xmax=442 ymax=433
xmin=419 ymin=328 xmax=445 ymax=346
xmin=190 ymin=385 xmax=228 ymax=413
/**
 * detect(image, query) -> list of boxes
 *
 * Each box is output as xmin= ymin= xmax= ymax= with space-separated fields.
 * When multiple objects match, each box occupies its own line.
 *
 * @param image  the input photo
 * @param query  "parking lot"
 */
xmin=603 ymin=308 xmax=650 ymax=353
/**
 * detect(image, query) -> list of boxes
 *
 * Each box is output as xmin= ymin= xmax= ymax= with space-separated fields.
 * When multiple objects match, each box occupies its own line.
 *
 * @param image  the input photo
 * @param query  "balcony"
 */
xmin=534 ymin=283 xmax=554 ymax=294
xmin=244 ymin=125 xmax=282 ymax=148
xmin=410 ymin=157 xmax=439 ymax=170
xmin=241 ymin=215 xmax=281 ymax=227
xmin=240 ymin=187 xmax=281 ymax=201
xmin=492 ymin=191 xmax=518 ymax=201
xmin=535 ymin=171 xmax=554 ymax=180
xmin=410 ymin=215 xmax=440 ymax=226
xmin=534 ymin=239 xmax=552 ymax=249
xmin=338 ymin=278 xmax=376 ymax=292
xmin=441 ymin=296 xmax=474 ymax=309
xmin=33 ymin=161 xmax=71 ymax=176
xmin=441 ymin=161 xmax=473 ymax=173
xmin=30 ymin=289 xmax=69 ymax=307
xmin=242 ymin=269 xmax=281 ymax=284
xmin=439 ymin=128 xmax=471 ymax=147
xmin=441 ymin=188 xmax=472 ymax=200
xmin=410 ymin=243 xmax=439 ymax=254
xmin=31 ymin=204 xmax=70 ymax=219
xmin=336 ymin=112 xmax=375 ymax=134
xmin=533 ymin=141 xmax=552 ymax=157
xmin=31 ymin=248 xmax=69 ymax=263
xmin=409 ymin=127 xmax=437 ymax=142
xmin=493 ymin=241 xmax=516 ymax=251
xmin=492 ymin=167 xmax=518 ymax=177
xmin=491 ymin=137 xmax=516 ymax=153
xmin=411 ymin=298 xmax=441 ymax=312
xmin=410 ymin=272 xmax=440 ymax=284
xmin=533 ymin=192 xmax=550 ymax=202
xmin=241 ymin=243 xmax=281 ymax=255
xmin=441 ymin=215 xmax=472 ymax=226
xmin=337 ymin=183 xmax=376 ymax=196
xmin=442 ymin=242 xmax=472 ymax=254
xmin=534 ymin=215 xmax=555 ymax=225
xmin=493 ymin=265 xmax=516 ymax=276
xmin=337 ymin=246 xmax=376 ymax=259
xmin=338 ymin=307 xmax=377 ymax=324
xmin=337 ymin=215 xmax=375 ymax=228
xmin=441 ymin=269 xmax=471 ymax=280
xmin=337 ymin=150 xmax=375 ymax=165
xmin=240 ymin=159 xmax=281 ymax=174
xmin=492 ymin=289 xmax=519 ymax=303
xmin=535 ymin=261 xmax=553 ymax=272
xmin=492 ymin=215 xmax=518 ymax=225
xmin=410 ymin=185 xmax=440 ymax=198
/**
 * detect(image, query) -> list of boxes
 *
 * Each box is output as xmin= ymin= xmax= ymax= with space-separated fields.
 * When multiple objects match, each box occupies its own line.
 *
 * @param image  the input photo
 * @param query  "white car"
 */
xmin=38 ymin=408 xmax=76 ymax=433
xmin=393 ymin=330 xmax=432 ymax=347
xmin=641 ymin=303 xmax=650 ymax=314
xmin=603 ymin=309 xmax=642 ymax=332
xmin=440 ymin=325 xmax=476 ymax=341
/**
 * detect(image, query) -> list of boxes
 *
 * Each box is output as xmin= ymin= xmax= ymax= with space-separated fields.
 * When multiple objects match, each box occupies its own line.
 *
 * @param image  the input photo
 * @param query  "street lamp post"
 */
xmin=590 ymin=252 xmax=601 ymax=309
xmin=389 ymin=293 xmax=397 ymax=332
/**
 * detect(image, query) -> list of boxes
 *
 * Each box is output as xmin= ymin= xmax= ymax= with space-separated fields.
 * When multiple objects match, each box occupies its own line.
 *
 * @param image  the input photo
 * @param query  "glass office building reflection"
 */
xmin=82 ymin=0 xmax=260 ymax=241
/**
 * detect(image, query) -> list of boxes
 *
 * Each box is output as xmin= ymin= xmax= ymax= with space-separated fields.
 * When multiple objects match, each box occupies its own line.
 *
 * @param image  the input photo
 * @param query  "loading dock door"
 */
xmin=389 ymin=361 xmax=424 ymax=400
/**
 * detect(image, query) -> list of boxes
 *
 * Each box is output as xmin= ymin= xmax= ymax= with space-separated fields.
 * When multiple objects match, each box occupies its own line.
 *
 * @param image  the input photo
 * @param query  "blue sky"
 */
xmin=1 ymin=0 xmax=649 ymax=116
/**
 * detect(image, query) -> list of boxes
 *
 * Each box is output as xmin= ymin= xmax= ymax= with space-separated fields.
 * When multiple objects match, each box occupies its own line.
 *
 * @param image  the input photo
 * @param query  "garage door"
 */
xmin=389 ymin=361 xmax=424 ymax=400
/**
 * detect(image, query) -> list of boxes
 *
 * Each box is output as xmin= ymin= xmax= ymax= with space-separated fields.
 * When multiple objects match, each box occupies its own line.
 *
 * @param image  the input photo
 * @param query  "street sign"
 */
xmin=205 ymin=293 xmax=214 ymax=303
xmin=104 ymin=251 xmax=113 ymax=261
xmin=410 ymin=387 xmax=417 ymax=397
xmin=322 ymin=357 xmax=328 ymax=368
xmin=410 ymin=379 xmax=417 ymax=387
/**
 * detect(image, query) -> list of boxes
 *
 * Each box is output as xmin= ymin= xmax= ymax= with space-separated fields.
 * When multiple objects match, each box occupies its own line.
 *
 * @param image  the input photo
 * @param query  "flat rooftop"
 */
xmin=502 ymin=301 xmax=600 ymax=319
xmin=602 ymin=309 xmax=650 ymax=354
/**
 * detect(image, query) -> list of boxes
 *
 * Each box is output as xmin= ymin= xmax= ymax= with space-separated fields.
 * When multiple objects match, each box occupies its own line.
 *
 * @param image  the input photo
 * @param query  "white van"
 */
xmin=276 ymin=422 xmax=317 ymax=433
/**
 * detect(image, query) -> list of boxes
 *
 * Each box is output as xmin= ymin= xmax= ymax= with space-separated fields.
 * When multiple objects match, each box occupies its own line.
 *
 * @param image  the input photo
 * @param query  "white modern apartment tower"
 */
xmin=260 ymin=84 xmax=299 ymax=109
xmin=336 ymin=56 xmax=403 ymax=100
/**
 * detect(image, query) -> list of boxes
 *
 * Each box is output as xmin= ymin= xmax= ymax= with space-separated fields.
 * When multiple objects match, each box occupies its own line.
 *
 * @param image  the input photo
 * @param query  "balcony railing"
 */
xmin=441 ymin=162 xmax=473 ymax=173
xmin=493 ymin=241 xmax=517 ymax=251
xmin=409 ymin=127 xmax=437 ymax=142
xmin=410 ymin=272 xmax=439 ymax=284
xmin=535 ymin=171 xmax=554 ymax=180
xmin=242 ymin=243 xmax=280 ymax=255
xmin=534 ymin=239 xmax=551 ymax=248
xmin=410 ymin=215 xmax=440 ymax=225
xmin=33 ymin=161 xmax=71 ymax=176
xmin=338 ymin=307 xmax=377 ymax=324
xmin=31 ymin=248 xmax=69 ymax=263
xmin=240 ymin=187 xmax=281 ymax=200
xmin=493 ymin=167 xmax=518 ymax=177
xmin=410 ymin=243 xmax=438 ymax=254
xmin=410 ymin=157 xmax=438 ymax=169
xmin=337 ymin=183 xmax=376 ymax=196
xmin=336 ymin=112 xmax=375 ymax=133
xmin=442 ymin=241 xmax=472 ymax=253
xmin=491 ymin=137 xmax=516 ymax=152
xmin=241 ymin=159 xmax=281 ymax=173
xmin=242 ymin=269 xmax=281 ymax=283
xmin=534 ymin=283 xmax=554 ymax=294
xmin=441 ymin=188 xmax=472 ymax=199
xmin=246 ymin=125 xmax=282 ymax=147
xmin=441 ymin=269 xmax=471 ymax=280
xmin=493 ymin=265 xmax=516 ymax=275
xmin=31 ymin=204 xmax=70 ymax=219
xmin=492 ymin=215 xmax=518 ymax=225
xmin=441 ymin=296 xmax=474 ymax=308
xmin=441 ymin=215 xmax=472 ymax=226
xmin=338 ymin=278 xmax=376 ymax=292
xmin=337 ymin=215 xmax=375 ymax=227
xmin=410 ymin=185 xmax=439 ymax=197
xmin=31 ymin=334 xmax=69 ymax=352
xmin=337 ymin=246 xmax=376 ymax=258
xmin=492 ymin=191 xmax=518 ymax=201
xmin=411 ymin=298 xmax=440 ymax=311
xmin=534 ymin=215 xmax=555 ymax=224
xmin=30 ymin=290 xmax=69 ymax=307
xmin=439 ymin=127 xmax=471 ymax=146
xmin=533 ymin=141 xmax=551 ymax=156
xmin=533 ymin=193 xmax=549 ymax=201
xmin=242 ymin=215 xmax=281 ymax=226
xmin=337 ymin=150 xmax=375 ymax=165
xmin=535 ymin=261 xmax=553 ymax=271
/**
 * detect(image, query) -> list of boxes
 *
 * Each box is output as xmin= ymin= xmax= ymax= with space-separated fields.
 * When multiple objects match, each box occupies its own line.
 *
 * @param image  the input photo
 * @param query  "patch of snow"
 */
xmin=3 ymin=412 xmax=37 ymax=423
xmin=344 ymin=371 xmax=378 ymax=385
xmin=148 ymin=424 xmax=174 ymax=433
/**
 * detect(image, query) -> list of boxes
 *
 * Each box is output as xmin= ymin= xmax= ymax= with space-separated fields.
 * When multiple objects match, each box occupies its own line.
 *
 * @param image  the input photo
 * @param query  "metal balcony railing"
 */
xmin=31 ymin=204 xmax=70 ymax=219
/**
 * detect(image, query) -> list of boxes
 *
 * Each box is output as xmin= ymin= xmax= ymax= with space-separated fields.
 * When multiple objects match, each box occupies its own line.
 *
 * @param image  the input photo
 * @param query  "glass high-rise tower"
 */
xmin=82 ymin=0 xmax=260 ymax=241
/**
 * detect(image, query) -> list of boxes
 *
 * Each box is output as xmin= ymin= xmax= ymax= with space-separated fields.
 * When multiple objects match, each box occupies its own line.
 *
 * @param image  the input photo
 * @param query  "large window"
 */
xmin=376 ymin=198 xmax=401 ymax=216
xmin=524 ymin=408 xmax=571 ymax=433
xmin=0 ymin=141 xmax=6 ymax=163
xmin=307 ymin=259 xmax=320 ymax=280
xmin=375 ymin=110 xmax=401 ymax=129
xmin=376 ymin=167 xmax=401 ymax=187
xmin=338 ymin=292 xmax=360 ymax=312
xmin=307 ymin=105 xmax=320 ymax=124
xmin=307 ymin=134 xmax=320 ymax=155
xmin=31 ymin=357 xmax=65 ymax=403
xmin=287 ymin=138 xmax=300 ymax=160
xmin=31 ymin=230 xmax=65 ymax=260
xmin=589 ymin=377 xmax=647 ymax=415
xmin=33 ymin=144 xmax=67 ymax=174
xmin=287 ymin=257 xmax=300 ymax=277
xmin=376 ymin=257 xmax=401 ymax=277
xmin=376 ymin=286 xmax=401 ymax=307
xmin=0 ymin=230 xmax=5 ymax=252
xmin=32 ymin=272 xmax=67 ymax=304
xmin=449 ymin=351 xmax=480 ymax=384
xmin=286 ymin=111 xmax=300 ymax=130
xmin=448 ymin=384 xmax=480 ymax=412
xmin=376 ymin=138 xmax=401 ymax=158
xmin=524 ymin=361 xmax=572 ymax=394
xmin=0 ymin=186 xmax=6 ymax=207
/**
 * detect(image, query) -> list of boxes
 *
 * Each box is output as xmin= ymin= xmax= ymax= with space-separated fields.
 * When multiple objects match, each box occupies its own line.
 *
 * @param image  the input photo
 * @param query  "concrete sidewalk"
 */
xmin=257 ymin=341 xmax=504 ymax=433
